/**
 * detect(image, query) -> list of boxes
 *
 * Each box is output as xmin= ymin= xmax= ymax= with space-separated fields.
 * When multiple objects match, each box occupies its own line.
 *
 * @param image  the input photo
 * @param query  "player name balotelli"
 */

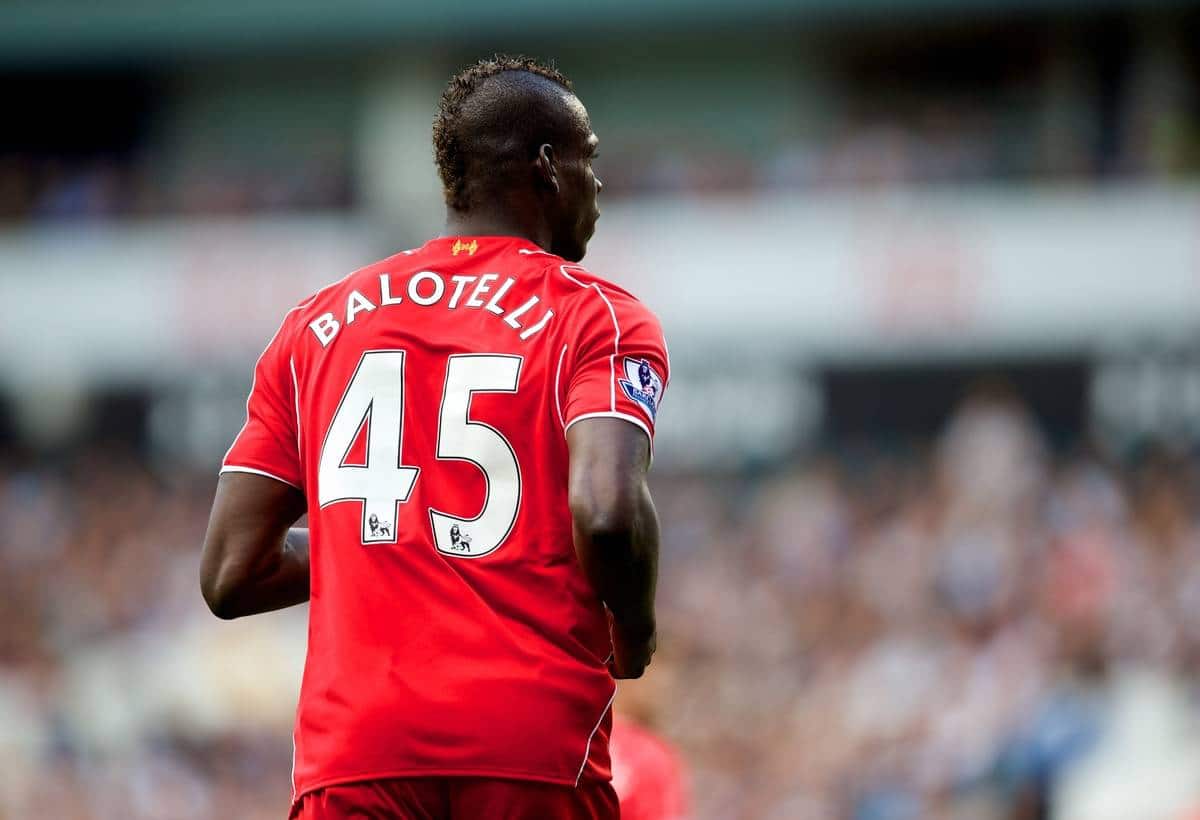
xmin=307 ymin=268 xmax=555 ymax=348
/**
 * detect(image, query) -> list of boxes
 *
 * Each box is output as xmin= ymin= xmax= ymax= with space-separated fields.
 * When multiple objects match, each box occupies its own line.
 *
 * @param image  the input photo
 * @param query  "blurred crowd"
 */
xmin=3 ymin=392 xmax=1200 ymax=819
xmin=650 ymin=393 xmax=1200 ymax=819
xmin=3 ymin=19 xmax=1198 ymax=222
xmin=2 ymin=94 xmax=1194 ymax=221
xmin=0 ymin=448 xmax=300 ymax=820
xmin=0 ymin=149 xmax=353 ymax=222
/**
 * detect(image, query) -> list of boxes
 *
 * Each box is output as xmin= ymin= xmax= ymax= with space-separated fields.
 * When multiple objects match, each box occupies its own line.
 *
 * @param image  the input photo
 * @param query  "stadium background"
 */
xmin=4 ymin=1 xmax=1200 ymax=818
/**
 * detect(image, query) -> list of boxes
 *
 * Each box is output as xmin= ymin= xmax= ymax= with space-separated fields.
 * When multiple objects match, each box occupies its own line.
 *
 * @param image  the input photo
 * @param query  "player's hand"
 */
xmin=609 ymin=618 xmax=656 ymax=679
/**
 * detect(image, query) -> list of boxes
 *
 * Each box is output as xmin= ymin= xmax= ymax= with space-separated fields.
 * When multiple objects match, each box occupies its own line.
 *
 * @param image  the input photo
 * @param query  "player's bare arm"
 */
xmin=568 ymin=417 xmax=660 ymax=679
xmin=201 ymin=472 xmax=308 ymax=619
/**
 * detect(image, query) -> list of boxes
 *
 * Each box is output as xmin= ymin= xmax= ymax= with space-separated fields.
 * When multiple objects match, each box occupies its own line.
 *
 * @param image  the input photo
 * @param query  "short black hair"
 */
xmin=433 ymin=55 xmax=577 ymax=212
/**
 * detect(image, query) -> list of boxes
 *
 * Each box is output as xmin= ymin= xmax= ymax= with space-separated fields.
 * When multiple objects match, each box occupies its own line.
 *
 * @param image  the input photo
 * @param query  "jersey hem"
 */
xmin=563 ymin=411 xmax=654 ymax=460
xmin=291 ymin=765 xmax=609 ymax=804
xmin=575 ymin=688 xmax=617 ymax=786
xmin=219 ymin=464 xmax=303 ymax=491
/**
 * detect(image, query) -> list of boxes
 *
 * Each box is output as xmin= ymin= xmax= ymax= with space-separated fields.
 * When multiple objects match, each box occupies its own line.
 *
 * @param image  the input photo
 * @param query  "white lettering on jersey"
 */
xmin=408 ymin=271 xmax=446 ymax=306
xmin=485 ymin=277 xmax=516 ymax=315
xmin=519 ymin=309 xmax=555 ymax=341
xmin=465 ymin=273 xmax=498 ymax=308
xmin=310 ymin=312 xmax=341 ymax=346
xmin=448 ymin=275 xmax=477 ymax=308
xmin=346 ymin=290 xmax=377 ymax=324
xmin=305 ymin=269 xmax=555 ymax=349
xmin=503 ymin=296 xmax=540 ymax=330
xmin=379 ymin=274 xmax=404 ymax=306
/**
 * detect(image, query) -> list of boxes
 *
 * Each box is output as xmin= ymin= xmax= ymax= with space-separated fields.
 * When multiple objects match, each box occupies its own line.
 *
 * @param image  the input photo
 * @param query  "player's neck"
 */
xmin=442 ymin=207 xmax=552 ymax=254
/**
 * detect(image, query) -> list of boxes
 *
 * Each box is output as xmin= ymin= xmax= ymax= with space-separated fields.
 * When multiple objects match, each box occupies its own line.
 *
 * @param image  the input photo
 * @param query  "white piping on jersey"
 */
xmin=576 ymin=686 xmax=617 ymax=787
xmin=662 ymin=336 xmax=673 ymax=391
xmin=564 ymin=411 xmax=653 ymax=453
xmin=554 ymin=343 xmax=569 ymax=429
xmin=289 ymin=356 xmax=302 ymax=458
xmin=218 ymin=464 xmax=303 ymax=491
xmin=555 ymin=265 xmax=620 ymax=412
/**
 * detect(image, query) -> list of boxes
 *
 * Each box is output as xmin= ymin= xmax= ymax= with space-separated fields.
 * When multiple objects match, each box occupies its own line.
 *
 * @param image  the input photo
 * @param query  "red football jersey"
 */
xmin=221 ymin=236 xmax=669 ymax=801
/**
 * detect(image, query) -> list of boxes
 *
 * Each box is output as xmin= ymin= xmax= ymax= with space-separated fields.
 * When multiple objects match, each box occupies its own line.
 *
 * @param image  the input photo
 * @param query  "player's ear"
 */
xmin=534 ymin=144 xmax=560 ymax=195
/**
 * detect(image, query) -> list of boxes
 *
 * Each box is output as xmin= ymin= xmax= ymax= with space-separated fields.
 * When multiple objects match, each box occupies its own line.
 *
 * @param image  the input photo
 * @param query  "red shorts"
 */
xmin=289 ymin=777 xmax=620 ymax=820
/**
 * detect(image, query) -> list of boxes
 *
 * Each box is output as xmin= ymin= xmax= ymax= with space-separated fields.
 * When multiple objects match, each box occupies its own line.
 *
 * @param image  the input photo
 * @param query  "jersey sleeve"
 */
xmin=220 ymin=316 xmax=303 ymax=491
xmin=561 ymin=286 xmax=670 ymax=445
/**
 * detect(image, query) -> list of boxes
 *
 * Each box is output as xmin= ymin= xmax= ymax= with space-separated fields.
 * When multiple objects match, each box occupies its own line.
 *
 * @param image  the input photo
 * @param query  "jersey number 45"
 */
xmin=317 ymin=350 xmax=522 ymax=558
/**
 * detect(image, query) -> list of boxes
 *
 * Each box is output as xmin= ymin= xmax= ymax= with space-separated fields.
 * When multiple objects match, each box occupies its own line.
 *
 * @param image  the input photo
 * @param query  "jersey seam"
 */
xmin=576 ymin=688 xmax=617 ymax=786
xmin=289 ymin=356 xmax=303 ymax=478
xmin=553 ymin=265 xmax=621 ymax=413
xmin=554 ymin=343 xmax=569 ymax=430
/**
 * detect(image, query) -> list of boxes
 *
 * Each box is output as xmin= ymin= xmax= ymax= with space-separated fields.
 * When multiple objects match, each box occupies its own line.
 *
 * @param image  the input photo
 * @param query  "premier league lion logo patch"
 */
xmin=619 ymin=357 xmax=664 ymax=421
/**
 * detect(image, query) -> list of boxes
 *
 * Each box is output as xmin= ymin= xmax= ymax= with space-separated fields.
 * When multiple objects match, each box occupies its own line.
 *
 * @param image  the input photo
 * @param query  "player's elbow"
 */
xmin=200 ymin=548 xmax=248 ymax=620
xmin=201 ymin=574 xmax=238 ymax=620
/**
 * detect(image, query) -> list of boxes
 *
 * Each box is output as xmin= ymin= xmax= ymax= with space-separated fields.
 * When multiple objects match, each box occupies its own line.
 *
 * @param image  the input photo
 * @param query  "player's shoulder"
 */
xmin=275 ymin=247 xmax=419 ymax=334
xmin=522 ymin=251 xmax=659 ymax=325
xmin=297 ymin=247 xmax=418 ymax=310
xmin=528 ymin=252 xmax=640 ymax=300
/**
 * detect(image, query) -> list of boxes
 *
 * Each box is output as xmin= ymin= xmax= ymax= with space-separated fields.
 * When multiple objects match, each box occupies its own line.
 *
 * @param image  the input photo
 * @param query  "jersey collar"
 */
xmin=425 ymin=235 xmax=546 ymax=257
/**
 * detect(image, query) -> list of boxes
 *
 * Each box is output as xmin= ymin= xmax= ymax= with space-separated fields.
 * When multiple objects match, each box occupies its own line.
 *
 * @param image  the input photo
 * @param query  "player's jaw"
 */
xmin=563 ymin=170 xmax=601 ymax=262
xmin=579 ymin=200 xmax=600 ymax=254
xmin=558 ymin=209 xmax=596 ymax=263
xmin=550 ymin=184 xmax=597 ymax=262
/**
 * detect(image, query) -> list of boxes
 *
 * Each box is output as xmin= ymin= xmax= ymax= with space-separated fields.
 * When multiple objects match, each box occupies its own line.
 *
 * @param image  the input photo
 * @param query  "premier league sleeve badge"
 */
xmin=619 ymin=357 xmax=665 ymax=421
